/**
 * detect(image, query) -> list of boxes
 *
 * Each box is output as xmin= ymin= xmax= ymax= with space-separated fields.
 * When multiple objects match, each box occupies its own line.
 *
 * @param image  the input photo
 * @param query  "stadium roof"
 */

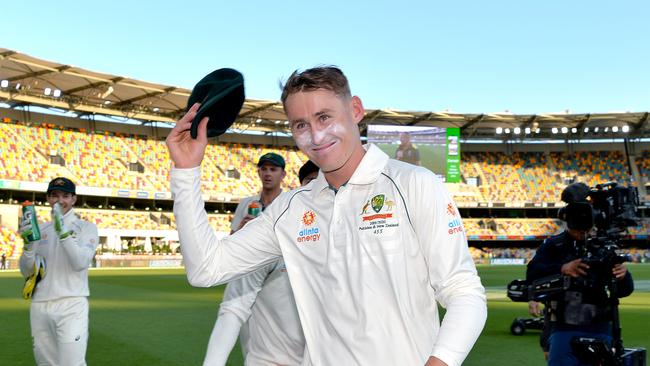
xmin=1 ymin=47 xmax=648 ymax=139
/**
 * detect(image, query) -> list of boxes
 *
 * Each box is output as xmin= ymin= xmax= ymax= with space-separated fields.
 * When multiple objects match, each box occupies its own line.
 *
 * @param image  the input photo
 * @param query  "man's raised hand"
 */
xmin=166 ymin=103 xmax=210 ymax=169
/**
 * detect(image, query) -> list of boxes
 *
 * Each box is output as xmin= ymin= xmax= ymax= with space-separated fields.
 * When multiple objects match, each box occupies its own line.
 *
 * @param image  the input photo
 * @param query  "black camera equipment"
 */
xmin=507 ymin=177 xmax=646 ymax=365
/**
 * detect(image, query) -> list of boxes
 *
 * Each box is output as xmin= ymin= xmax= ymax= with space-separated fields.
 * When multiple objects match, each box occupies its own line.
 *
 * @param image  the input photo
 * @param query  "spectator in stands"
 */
xmin=1 ymin=252 xmax=6 ymax=269
xmin=203 ymin=152 xmax=305 ymax=365
xmin=19 ymin=177 xmax=99 ymax=366
xmin=395 ymin=131 xmax=421 ymax=166
xmin=168 ymin=66 xmax=486 ymax=366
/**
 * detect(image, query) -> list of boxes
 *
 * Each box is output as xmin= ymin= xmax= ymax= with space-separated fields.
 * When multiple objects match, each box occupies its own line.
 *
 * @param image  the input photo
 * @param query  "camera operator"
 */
xmin=526 ymin=183 xmax=634 ymax=366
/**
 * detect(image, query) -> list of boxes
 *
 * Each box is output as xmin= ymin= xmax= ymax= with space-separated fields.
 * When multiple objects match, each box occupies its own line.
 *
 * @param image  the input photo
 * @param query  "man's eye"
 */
xmin=319 ymin=115 xmax=329 ymax=122
xmin=293 ymin=122 xmax=307 ymax=131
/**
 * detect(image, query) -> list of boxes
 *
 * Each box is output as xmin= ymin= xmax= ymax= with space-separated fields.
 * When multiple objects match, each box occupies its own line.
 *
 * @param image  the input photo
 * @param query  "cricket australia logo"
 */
xmin=296 ymin=210 xmax=320 ymax=244
xmin=371 ymin=194 xmax=385 ymax=213
xmin=359 ymin=193 xmax=399 ymax=234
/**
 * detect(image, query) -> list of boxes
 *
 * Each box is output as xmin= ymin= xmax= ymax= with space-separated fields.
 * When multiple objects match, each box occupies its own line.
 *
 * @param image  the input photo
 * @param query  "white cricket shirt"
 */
xmin=173 ymin=144 xmax=486 ymax=366
xmin=19 ymin=209 xmax=99 ymax=301
xmin=217 ymin=194 xmax=304 ymax=365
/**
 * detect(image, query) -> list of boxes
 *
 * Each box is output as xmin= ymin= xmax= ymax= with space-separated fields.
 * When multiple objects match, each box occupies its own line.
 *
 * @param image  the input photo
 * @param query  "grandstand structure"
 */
xmin=1 ymin=48 xmax=648 ymax=267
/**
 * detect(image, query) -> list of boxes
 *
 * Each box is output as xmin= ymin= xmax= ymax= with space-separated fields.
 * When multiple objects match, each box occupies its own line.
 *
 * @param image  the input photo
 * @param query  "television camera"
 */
xmin=507 ymin=182 xmax=646 ymax=365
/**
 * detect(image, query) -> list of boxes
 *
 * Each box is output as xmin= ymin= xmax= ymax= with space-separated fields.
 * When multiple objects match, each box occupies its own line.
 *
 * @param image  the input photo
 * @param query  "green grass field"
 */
xmin=1 ymin=265 xmax=648 ymax=365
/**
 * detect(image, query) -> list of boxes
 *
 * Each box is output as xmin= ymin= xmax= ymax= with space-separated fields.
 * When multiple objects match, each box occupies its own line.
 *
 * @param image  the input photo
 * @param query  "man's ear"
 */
xmin=350 ymin=96 xmax=365 ymax=125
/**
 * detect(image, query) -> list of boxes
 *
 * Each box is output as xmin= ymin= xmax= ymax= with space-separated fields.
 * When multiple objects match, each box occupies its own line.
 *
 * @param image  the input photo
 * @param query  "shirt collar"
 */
xmin=310 ymin=143 xmax=389 ymax=197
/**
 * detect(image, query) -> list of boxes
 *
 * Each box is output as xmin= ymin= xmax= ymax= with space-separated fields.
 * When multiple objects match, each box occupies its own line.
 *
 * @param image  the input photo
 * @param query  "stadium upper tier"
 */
xmin=0 ymin=119 xmax=648 ymax=204
xmin=0 ymin=120 xmax=305 ymax=200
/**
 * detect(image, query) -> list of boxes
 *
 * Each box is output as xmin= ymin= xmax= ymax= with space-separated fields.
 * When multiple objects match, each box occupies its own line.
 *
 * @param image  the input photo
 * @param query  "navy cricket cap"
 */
xmin=186 ymin=68 xmax=245 ymax=139
xmin=257 ymin=153 xmax=285 ymax=169
xmin=47 ymin=177 xmax=76 ymax=195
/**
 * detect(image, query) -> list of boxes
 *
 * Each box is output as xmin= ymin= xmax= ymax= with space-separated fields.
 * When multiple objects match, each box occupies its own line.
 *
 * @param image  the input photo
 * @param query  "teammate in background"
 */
xmin=395 ymin=131 xmax=421 ymax=166
xmin=203 ymin=153 xmax=306 ymax=366
xmin=298 ymin=160 xmax=319 ymax=186
xmin=19 ymin=177 xmax=99 ymax=366
xmin=1 ymin=252 xmax=6 ymax=269
xmin=168 ymin=66 xmax=486 ymax=366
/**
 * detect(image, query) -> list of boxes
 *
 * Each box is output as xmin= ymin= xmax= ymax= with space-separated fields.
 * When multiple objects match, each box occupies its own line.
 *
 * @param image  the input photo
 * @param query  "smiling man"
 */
xmin=168 ymin=66 xmax=486 ymax=366
xmin=19 ymin=177 xmax=99 ymax=366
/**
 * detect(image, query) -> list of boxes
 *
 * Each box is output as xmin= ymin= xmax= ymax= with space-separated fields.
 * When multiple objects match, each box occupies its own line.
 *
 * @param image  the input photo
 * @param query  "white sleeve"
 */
xmin=171 ymin=167 xmax=282 ymax=287
xmin=19 ymin=247 xmax=36 ymax=278
xmin=218 ymin=262 xmax=275 ymax=321
xmin=60 ymin=222 xmax=99 ymax=271
xmin=203 ymin=312 xmax=244 ymax=366
xmin=203 ymin=263 xmax=275 ymax=366
xmin=409 ymin=171 xmax=487 ymax=366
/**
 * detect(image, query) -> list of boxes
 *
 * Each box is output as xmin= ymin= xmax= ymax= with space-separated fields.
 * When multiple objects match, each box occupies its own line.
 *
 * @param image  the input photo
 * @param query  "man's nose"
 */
xmin=311 ymin=125 xmax=327 ymax=145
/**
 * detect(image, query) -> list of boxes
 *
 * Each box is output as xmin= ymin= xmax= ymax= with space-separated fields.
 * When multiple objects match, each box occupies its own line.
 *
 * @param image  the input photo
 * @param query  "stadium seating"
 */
xmin=0 ymin=118 xmax=648 ymax=260
xmin=0 ymin=121 xmax=306 ymax=200
xmin=2 ymin=120 xmax=646 ymax=205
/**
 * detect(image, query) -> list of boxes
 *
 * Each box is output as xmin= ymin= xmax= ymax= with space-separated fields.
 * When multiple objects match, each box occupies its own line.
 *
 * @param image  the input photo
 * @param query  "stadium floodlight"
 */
xmin=0 ymin=80 xmax=8 ymax=88
xmin=504 ymin=128 xmax=511 ymax=134
xmin=275 ymin=120 xmax=282 ymax=124
xmin=496 ymin=127 xmax=503 ymax=134
xmin=100 ymin=86 xmax=114 ymax=99
xmin=622 ymin=125 xmax=630 ymax=133
xmin=104 ymin=100 xmax=111 ymax=105
xmin=513 ymin=127 xmax=521 ymax=135
xmin=44 ymin=87 xmax=52 ymax=96
xmin=152 ymin=107 xmax=160 ymax=112
xmin=256 ymin=118 xmax=262 ymax=123
xmin=552 ymin=127 xmax=558 ymax=134
xmin=604 ymin=127 xmax=609 ymax=132
xmin=524 ymin=127 xmax=531 ymax=134
xmin=535 ymin=128 xmax=540 ymax=133
xmin=15 ymin=83 xmax=21 ymax=90
xmin=571 ymin=127 xmax=577 ymax=133
xmin=284 ymin=121 xmax=289 ymax=125
xmin=53 ymin=89 xmax=62 ymax=98
xmin=584 ymin=127 xmax=589 ymax=133
xmin=561 ymin=127 xmax=568 ymax=134
xmin=594 ymin=127 xmax=599 ymax=132
xmin=612 ymin=126 xmax=619 ymax=133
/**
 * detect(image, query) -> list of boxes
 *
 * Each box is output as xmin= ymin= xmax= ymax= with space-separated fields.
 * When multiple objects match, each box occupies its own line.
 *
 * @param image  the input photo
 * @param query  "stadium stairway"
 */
xmin=115 ymin=137 xmax=160 ymax=190
xmin=3 ymin=124 xmax=76 ymax=183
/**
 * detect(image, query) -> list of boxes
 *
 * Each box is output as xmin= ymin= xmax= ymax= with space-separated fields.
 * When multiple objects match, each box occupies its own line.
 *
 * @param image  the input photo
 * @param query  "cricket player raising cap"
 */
xmin=167 ymin=66 xmax=486 ymax=366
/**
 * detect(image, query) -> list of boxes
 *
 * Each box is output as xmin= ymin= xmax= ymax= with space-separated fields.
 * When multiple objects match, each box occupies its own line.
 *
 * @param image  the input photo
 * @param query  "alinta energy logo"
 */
xmin=296 ymin=210 xmax=320 ymax=244
xmin=446 ymin=202 xmax=463 ymax=235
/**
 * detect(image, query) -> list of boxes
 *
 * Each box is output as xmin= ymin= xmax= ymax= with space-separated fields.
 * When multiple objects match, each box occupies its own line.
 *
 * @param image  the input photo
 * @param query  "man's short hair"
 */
xmin=298 ymin=160 xmax=319 ymax=184
xmin=281 ymin=66 xmax=351 ymax=104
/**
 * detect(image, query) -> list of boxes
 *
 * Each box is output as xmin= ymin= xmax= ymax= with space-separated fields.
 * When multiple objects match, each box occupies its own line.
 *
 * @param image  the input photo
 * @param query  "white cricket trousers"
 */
xmin=30 ymin=297 xmax=89 ymax=366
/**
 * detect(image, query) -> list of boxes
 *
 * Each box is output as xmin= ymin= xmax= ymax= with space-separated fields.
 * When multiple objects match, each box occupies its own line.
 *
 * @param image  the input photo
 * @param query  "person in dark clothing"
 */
xmin=395 ymin=132 xmax=420 ymax=166
xmin=527 ymin=222 xmax=634 ymax=366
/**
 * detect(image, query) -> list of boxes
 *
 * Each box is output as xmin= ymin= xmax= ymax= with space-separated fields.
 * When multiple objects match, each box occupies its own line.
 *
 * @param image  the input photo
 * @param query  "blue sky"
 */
xmin=3 ymin=0 xmax=648 ymax=114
